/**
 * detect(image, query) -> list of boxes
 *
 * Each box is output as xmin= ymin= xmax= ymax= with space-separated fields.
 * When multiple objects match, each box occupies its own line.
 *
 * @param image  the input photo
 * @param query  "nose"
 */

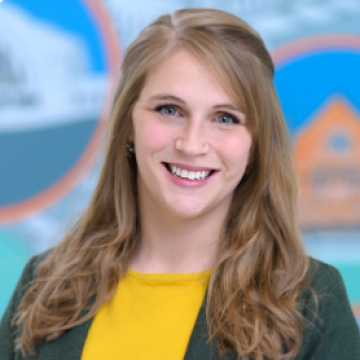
xmin=175 ymin=117 xmax=208 ymax=155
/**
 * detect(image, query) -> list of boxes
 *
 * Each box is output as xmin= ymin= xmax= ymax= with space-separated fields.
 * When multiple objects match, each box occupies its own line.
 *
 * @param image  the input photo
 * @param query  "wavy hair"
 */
xmin=15 ymin=9 xmax=310 ymax=360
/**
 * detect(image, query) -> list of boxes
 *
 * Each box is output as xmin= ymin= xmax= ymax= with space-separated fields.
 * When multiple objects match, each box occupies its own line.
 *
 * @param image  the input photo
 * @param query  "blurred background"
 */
xmin=0 ymin=0 xmax=359 ymax=325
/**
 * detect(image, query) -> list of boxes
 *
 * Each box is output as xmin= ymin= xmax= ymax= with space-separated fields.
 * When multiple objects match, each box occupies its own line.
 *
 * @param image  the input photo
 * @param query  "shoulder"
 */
xmin=295 ymin=257 xmax=360 ymax=360
xmin=5 ymin=247 xmax=54 ymax=316
xmin=0 ymin=248 xmax=54 ymax=360
xmin=298 ymin=257 xmax=349 ymax=307
xmin=306 ymin=257 xmax=345 ymax=297
xmin=301 ymin=257 xmax=354 ymax=322
xmin=19 ymin=248 xmax=54 ymax=289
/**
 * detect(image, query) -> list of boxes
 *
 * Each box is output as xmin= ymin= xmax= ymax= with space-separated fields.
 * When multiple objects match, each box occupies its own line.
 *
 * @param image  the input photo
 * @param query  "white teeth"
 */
xmin=168 ymin=164 xmax=212 ymax=180
xmin=181 ymin=169 xmax=189 ymax=178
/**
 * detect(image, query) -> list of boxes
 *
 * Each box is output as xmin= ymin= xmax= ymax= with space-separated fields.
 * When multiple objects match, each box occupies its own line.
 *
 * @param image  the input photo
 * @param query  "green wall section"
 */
xmin=0 ymin=232 xmax=31 ymax=318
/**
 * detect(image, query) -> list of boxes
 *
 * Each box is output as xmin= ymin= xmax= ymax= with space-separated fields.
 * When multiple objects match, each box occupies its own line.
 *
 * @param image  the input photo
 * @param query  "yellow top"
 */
xmin=81 ymin=269 xmax=211 ymax=360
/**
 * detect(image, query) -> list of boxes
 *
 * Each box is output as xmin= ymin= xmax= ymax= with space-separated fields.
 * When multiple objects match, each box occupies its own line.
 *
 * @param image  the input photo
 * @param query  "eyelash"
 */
xmin=154 ymin=103 xmax=179 ymax=116
xmin=154 ymin=103 xmax=241 ymax=124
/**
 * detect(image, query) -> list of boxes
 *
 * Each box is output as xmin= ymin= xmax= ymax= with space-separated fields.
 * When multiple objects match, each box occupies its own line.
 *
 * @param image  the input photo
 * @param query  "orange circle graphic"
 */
xmin=0 ymin=0 xmax=121 ymax=225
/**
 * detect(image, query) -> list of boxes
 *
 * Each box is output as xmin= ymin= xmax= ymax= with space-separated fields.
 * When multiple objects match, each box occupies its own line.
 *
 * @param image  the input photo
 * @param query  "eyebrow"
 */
xmin=148 ymin=94 xmax=186 ymax=105
xmin=147 ymin=94 xmax=244 ymax=113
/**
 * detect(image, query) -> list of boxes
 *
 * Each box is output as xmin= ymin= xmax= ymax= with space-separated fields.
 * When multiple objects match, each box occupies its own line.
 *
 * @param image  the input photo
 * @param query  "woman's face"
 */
xmin=130 ymin=49 xmax=252 ymax=220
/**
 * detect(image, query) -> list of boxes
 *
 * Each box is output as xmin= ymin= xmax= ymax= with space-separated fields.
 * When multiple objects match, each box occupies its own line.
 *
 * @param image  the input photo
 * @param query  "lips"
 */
xmin=163 ymin=162 xmax=217 ymax=181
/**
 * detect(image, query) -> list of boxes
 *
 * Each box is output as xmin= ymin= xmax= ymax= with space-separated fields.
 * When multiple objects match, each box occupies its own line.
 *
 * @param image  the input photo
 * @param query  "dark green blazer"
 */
xmin=1 ymin=252 xmax=360 ymax=360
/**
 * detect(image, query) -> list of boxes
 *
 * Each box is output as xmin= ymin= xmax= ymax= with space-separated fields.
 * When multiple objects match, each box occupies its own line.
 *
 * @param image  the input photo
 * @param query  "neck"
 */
xmin=131 ymin=198 xmax=229 ymax=274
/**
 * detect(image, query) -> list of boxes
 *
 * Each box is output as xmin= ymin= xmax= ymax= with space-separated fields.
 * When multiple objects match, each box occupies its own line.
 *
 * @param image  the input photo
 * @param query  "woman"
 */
xmin=1 ymin=8 xmax=359 ymax=360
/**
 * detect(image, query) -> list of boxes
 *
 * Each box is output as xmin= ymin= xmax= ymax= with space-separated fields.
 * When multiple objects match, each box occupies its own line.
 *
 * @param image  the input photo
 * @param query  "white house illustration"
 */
xmin=0 ymin=3 xmax=108 ymax=132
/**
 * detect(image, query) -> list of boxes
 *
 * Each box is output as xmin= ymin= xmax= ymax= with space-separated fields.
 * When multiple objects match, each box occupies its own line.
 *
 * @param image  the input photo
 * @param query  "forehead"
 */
xmin=139 ymin=49 xmax=241 ymax=107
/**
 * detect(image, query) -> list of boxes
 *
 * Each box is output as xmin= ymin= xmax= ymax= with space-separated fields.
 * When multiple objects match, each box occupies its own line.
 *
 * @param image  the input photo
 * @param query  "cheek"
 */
xmin=218 ymin=133 xmax=252 ymax=175
xmin=215 ymin=134 xmax=251 ymax=188
xmin=138 ymin=120 xmax=173 ymax=152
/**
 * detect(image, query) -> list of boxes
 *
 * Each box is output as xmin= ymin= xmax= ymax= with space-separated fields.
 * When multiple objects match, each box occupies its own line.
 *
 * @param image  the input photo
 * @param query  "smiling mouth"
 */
xmin=163 ymin=163 xmax=216 ymax=181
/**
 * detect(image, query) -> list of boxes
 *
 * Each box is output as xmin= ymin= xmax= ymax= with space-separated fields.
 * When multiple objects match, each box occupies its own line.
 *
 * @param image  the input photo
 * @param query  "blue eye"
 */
xmin=216 ymin=114 xmax=240 ymax=124
xmin=155 ymin=105 xmax=179 ymax=116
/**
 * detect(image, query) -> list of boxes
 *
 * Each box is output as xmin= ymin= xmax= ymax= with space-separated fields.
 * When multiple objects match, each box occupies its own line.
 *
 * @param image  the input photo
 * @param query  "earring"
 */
xmin=245 ymin=161 xmax=250 ymax=174
xmin=126 ymin=141 xmax=135 ymax=156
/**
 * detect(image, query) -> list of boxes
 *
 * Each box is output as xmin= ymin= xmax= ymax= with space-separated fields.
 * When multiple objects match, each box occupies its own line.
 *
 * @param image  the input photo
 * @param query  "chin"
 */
xmin=165 ymin=201 xmax=210 ymax=220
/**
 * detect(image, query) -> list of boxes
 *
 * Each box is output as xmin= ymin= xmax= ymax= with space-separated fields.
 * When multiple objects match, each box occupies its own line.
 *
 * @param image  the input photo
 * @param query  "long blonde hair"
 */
xmin=16 ymin=9 xmax=310 ymax=360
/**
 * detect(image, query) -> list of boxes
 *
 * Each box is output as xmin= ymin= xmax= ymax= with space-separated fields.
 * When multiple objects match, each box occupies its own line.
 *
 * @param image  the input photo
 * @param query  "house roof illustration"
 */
xmin=294 ymin=99 xmax=360 ymax=228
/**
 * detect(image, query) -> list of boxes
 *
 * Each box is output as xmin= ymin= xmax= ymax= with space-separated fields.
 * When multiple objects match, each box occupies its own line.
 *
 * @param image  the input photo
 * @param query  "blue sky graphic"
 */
xmin=7 ymin=0 xmax=107 ymax=73
xmin=275 ymin=50 xmax=360 ymax=135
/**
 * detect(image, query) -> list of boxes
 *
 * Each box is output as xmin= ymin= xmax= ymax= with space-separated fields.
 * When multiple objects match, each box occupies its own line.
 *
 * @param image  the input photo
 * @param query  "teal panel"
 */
xmin=0 ymin=232 xmax=31 ymax=319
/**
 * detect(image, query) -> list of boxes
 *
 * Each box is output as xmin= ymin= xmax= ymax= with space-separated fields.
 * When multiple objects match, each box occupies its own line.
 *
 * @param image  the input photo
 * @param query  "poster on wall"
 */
xmin=0 ymin=0 xmax=119 ymax=224
xmin=273 ymin=36 xmax=360 ymax=324
xmin=0 ymin=0 xmax=119 ymax=314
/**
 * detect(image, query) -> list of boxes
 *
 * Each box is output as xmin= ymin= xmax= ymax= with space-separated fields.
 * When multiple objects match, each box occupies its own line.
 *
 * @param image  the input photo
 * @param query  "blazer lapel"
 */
xmin=184 ymin=296 xmax=237 ymax=360
xmin=26 ymin=295 xmax=237 ymax=360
